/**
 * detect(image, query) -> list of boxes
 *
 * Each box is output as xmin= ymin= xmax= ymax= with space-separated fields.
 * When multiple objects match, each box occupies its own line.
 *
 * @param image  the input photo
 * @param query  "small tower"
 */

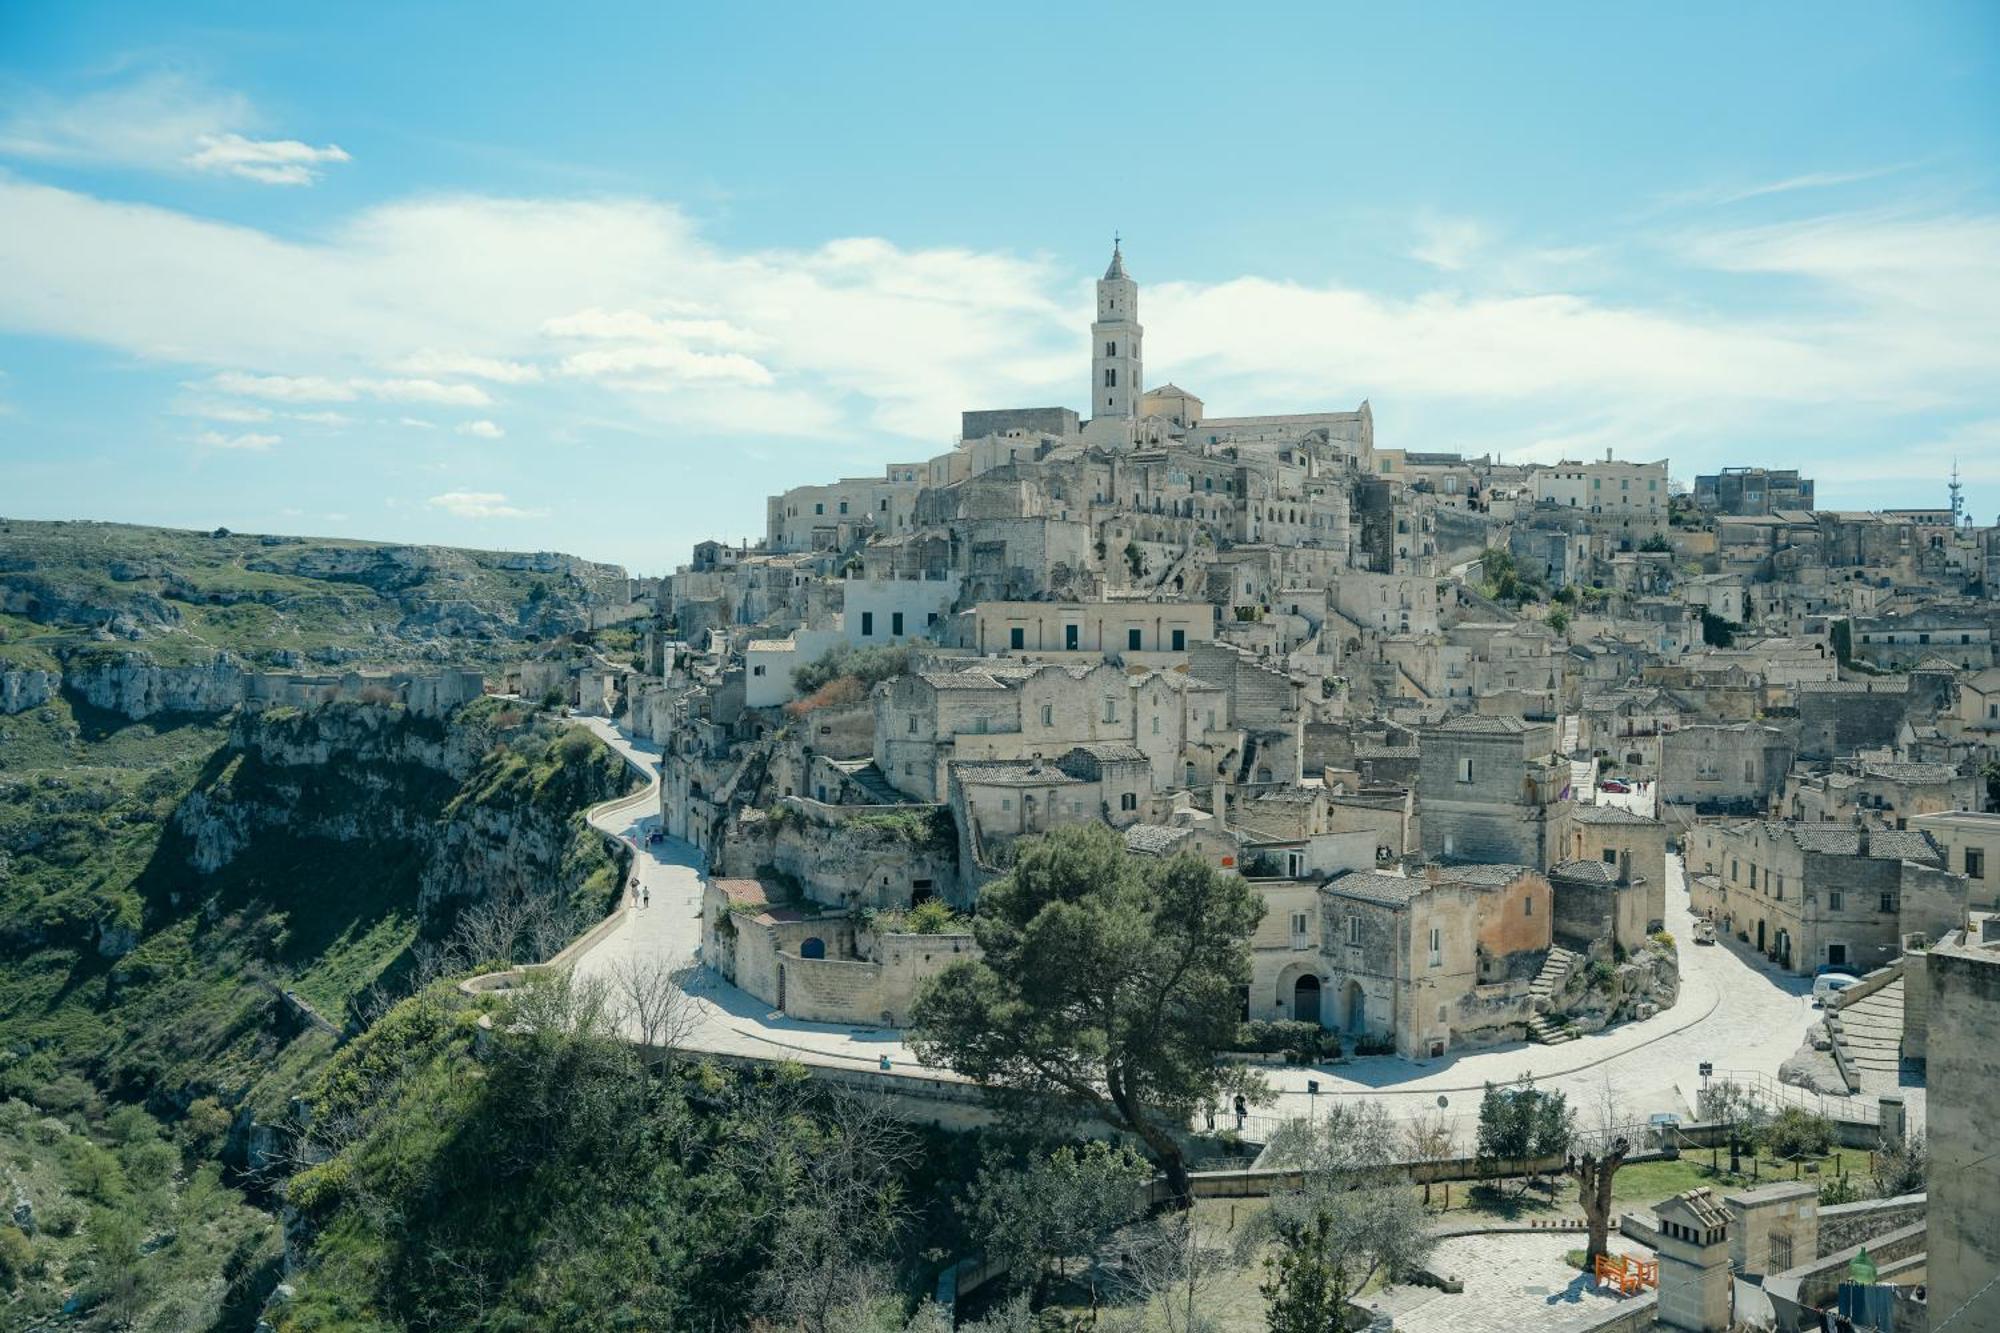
xmin=1950 ymin=458 xmax=1965 ymax=530
xmin=1654 ymin=1188 xmax=1733 ymax=1332
xmin=1090 ymin=237 xmax=1144 ymax=422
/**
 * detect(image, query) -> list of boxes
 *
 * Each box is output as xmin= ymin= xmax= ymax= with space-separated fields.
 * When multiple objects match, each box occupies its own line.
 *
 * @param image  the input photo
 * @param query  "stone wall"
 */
xmin=1816 ymin=1193 xmax=1925 ymax=1257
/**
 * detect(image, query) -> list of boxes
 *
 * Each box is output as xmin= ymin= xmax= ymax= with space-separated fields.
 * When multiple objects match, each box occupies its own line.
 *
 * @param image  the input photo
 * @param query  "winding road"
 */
xmin=564 ymin=716 xmax=1854 ymax=1140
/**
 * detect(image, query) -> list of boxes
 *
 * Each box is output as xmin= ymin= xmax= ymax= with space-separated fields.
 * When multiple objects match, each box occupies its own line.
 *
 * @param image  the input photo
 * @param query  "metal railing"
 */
xmin=1705 ymin=1069 xmax=1880 ymax=1126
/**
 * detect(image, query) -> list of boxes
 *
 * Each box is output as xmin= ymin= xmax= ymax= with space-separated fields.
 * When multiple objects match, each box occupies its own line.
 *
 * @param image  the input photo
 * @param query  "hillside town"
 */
xmin=513 ymin=244 xmax=2000 ymax=1331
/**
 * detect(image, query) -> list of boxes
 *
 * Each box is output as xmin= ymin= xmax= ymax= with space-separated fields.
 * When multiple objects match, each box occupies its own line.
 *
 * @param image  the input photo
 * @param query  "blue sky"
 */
xmin=2 ymin=3 xmax=1996 ymax=572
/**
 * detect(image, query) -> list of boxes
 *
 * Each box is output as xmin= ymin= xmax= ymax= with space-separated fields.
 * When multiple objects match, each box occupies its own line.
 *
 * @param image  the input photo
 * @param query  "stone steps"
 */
xmin=1526 ymin=1014 xmax=1574 ymax=1045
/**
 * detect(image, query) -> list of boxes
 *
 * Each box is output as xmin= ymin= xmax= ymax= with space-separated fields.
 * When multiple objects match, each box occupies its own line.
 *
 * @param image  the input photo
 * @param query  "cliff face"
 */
xmin=169 ymin=701 xmax=636 ymax=940
xmin=61 ymin=652 xmax=250 ymax=720
xmin=0 ymin=666 xmax=57 ymax=714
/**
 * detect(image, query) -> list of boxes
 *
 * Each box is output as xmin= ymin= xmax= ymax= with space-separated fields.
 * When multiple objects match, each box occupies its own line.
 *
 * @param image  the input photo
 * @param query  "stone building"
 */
xmin=1416 ymin=714 xmax=1572 ymax=869
xmin=1909 ymin=811 xmax=2000 ymax=909
xmin=700 ymin=877 xmax=977 ymax=1026
xmin=1683 ymin=820 xmax=1952 ymax=973
xmin=1693 ymin=465 xmax=1815 ymax=515
xmin=1921 ymin=914 xmax=2000 ymax=1330
xmin=1658 ymin=722 xmax=1793 ymax=815
xmin=1316 ymin=863 xmax=1553 ymax=1059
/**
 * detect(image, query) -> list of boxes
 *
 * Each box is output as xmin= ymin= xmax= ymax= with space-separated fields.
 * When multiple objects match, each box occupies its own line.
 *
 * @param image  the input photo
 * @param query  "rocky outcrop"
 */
xmin=1 ymin=667 xmax=57 ymax=714
xmin=63 ymin=652 xmax=248 ymax=720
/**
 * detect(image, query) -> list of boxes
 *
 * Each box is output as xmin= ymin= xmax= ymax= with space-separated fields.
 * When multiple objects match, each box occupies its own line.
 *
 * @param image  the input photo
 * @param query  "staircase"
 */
xmin=1525 ymin=1013 xmax=1574 ymax=1045
xmin=1827 ymin=975 xmax=1905 ymax=1091
xmin=1527 ymin=947 xmax=1584 ymax=1045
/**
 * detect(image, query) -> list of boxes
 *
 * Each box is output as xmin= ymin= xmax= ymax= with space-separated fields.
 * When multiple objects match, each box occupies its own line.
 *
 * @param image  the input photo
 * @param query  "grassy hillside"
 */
xmin=0 ymin=689 xmax=639 ymax=1329
xmin=0 ymin=517 xmax=634 ymax=671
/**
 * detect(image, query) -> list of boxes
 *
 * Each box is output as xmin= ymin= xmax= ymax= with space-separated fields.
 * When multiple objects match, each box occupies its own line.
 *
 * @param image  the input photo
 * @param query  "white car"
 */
xmin=1813 ymin=974 xmax=1859 ymax=1007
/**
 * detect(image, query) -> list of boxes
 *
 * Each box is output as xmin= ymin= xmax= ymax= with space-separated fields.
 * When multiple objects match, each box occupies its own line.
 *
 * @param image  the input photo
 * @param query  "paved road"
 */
xmin=564 ymin=719 xmax=1817 ymax=1136
xmin=1361 ymin=1232 xmax=1654 ymax=1333
xmin=568 ymin=718 xmax=933 ymax=1075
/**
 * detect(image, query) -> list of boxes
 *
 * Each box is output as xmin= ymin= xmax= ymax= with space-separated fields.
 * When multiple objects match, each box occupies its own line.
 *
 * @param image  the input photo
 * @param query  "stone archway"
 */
xmin=800 ymin=937 xmax=826 ymax=960
xmin=1293 ymin=974 xmax=1322 ymax=1026
xmin=1343 ymin=980 xmax=1366 ymax=1034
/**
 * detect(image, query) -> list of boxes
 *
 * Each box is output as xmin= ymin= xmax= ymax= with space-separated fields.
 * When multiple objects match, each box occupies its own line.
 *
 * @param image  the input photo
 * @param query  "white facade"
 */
xmin=842 ymin=574 xmax=962 ymax=647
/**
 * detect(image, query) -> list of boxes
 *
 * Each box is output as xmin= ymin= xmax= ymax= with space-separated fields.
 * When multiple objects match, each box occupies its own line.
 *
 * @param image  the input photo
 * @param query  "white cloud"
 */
xmin=0 ymin=71 xmax=348 ymax=185
xmin=183 ymin=132 xmax=349 ymax=185
xmin=195 ymin=429 xmax=280 ymax=450
xmin=399 ymin=416 xmax=438 ymax=429
xmin=457 ymin=419 xmax=505 ymax=438
xmin=394 ymin=349 xmax=543 ymax=383
xmin=2 ymin=174 xmax=1995 ymax=461
xmin=369 ymin=377 xmax=492 ymax=406
xmin=1410 ymin=215 xmax=1486 ymax=272
xmin=184 ymin=400 xmax=275 ymax=423
xmin=206 ymin=371 xmax=358 ymax=402
xmin=427 ymin=490 xmax=543 ymax=519
xmin=201 ymin=371 xmax=489 ymax=407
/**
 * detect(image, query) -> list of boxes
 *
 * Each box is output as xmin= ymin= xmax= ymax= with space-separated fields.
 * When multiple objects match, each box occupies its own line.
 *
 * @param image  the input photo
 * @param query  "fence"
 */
xmin=1704 ymin=1070 xmax=1880 ymax=1127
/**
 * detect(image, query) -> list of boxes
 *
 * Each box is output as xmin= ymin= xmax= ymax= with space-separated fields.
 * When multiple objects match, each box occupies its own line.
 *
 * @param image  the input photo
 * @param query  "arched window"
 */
xmin=800 ymin=937 xmax=826 ymax=960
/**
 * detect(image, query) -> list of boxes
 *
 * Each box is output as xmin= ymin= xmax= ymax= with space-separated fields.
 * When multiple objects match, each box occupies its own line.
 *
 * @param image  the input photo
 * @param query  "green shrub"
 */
xmin=1235 ymin=1021 xmax=1342 ymax=1062
xmin=905 ymin=898 xmax=962 ymax=934
xmin=0 ymin=1225 xmax=35 ymax=1289
xmin=1651 ymin=931 xmax=1677 ymax=952
xmin=1765 ymin=1107 xmax=1835 ymax=1159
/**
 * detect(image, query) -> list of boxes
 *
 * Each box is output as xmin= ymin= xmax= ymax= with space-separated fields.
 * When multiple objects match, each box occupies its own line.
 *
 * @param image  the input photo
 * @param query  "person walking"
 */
xmin=1233 ymin=1093 xmax=1247 ymax=1131
xmin=641 ymin=886 xmax=650 ymax=910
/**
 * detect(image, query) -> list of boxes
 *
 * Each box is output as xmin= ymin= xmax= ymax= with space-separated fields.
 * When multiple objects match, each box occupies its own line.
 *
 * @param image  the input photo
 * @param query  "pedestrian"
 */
xmin=642 ymin=887 xmax=650 ymax=909
xmin=1233 ymin=1093 xmax=1247 ymax=1131
xmin=1205 ymin=1102 xmax=1216 ymax=1132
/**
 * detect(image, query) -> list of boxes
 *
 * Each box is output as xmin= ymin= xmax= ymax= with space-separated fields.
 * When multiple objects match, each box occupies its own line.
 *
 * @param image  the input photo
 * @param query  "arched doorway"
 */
xmin=1293 ymin=974 xmax=1322 ymax=1026
xmin=1344 ymin=980 xmax=1366 ymax=1034
xmin=800 ymin=937 xmax=826 ymax=960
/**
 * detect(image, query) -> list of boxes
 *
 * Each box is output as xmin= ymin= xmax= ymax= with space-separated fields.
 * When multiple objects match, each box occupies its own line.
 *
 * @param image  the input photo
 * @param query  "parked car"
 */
xmin=1813 ymin=974 xmax=1860 ymax=1007
xmin=1599 ymin=778 xmax=1632 ymax=793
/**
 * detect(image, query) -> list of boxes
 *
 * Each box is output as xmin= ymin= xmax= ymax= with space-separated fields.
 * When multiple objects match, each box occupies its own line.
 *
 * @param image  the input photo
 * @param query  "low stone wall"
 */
xmin=1828 ymin=957 xmax=1904 ymax=1012
xmin=1575 ymin=1294 xmax=1659 ymax=1333
xmin=1817 ymin=1192 xmax=1925 ymax=1257
xmin=1767 ymin=1220 xmax=1927 ymax=1311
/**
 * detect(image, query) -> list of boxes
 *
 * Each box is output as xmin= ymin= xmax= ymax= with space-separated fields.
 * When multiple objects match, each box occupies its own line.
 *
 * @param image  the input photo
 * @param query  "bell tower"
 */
xmin=1090 ymin=237 xmax=1143 ymax=422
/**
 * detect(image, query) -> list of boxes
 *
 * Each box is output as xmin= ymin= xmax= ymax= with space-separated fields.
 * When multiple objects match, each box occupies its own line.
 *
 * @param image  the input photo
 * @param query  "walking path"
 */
xmin=560 ymin=718 xmax=1821 ymax=1135
xmin=567 ymin=718 xmax=931 ymax=1075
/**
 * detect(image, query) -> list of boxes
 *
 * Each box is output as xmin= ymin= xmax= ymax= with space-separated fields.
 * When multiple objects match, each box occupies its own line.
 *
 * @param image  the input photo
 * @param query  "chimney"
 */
xmin=1618 ymin=849 xmax=1633 ymax=887
xmin=1857 ymin=821 xmax=1870 ymax=858
xmin=1425 ymin=863 xmax=1441 ymax=885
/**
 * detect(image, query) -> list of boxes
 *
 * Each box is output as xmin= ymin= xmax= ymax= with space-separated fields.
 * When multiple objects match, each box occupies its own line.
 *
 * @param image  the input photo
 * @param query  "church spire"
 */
xmin=1091 ymin=237 xmax=1142 ymax=422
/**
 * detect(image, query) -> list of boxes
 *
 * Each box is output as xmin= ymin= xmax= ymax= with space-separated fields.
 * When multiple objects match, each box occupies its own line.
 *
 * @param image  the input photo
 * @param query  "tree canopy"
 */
xmin=909 ymin=824 xmax=1265 ymax=1203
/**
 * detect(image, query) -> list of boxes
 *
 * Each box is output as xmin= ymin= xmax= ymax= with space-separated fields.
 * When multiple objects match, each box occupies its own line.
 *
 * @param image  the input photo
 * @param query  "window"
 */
xmin=1151 ymin=715 xmax=1161 ymax=735
xmin=1828 ymin=891 xmax=1843 ymax=911
xmin=1010 ymin=627 xmax=1025 ymax=650
xmin=1104 ymin=368 xmax=1117 ymax=387
xmin=752 ymin=665 xmax=765 ymax=677
xmin=1428 ymin=926 xmax=1442 ymax=965
xmin=1968 ymin=848 xmax=1985 ymax=879
xmin=1128 ymin=628 xmax=1143 ymax=651
xmin=1291 ymin=911 xmax=1308 ymax=941
xmin=860 ymin=611 xmax=874 ymax=637
xmin=1105 ymin=341 xmax=1116 ymax=356
xmin=1000 ymin=798 xmax=1012 ymax=811
xmin=1524 ymin=896 xmax=1533 ymax=917
xmin=1347 ymin=916 xmax=1362 ymax=945
xmin=1103 ymin=698 xmax=1118 ymax=723
xmin=1041 ymin=703 xmax=1053 ymax=727
xmin=1065 ymin=624 xmax=1079 ymax=651
xmin=1457 ymin=757 xmax=1474 ymax=784
xmin=1171 ymin=629 xmax=1186 ymax=651
xmin=1120 ymin=792 xmax=1137 ymax=811
xmin=814 ymin=502 xmax=824 ymax=515
xmin=839 ymin=500 xmax=848 ymax=514
xmin=907 ymin=716 xmax=917 ymax=733
xmin=1880 ymin=893 xmax=1898 ymax=914
xmin=891 ymin=611 xmax=904 ymax=637
xmin=1602 ymin=848 xmax=1618 ymax=864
